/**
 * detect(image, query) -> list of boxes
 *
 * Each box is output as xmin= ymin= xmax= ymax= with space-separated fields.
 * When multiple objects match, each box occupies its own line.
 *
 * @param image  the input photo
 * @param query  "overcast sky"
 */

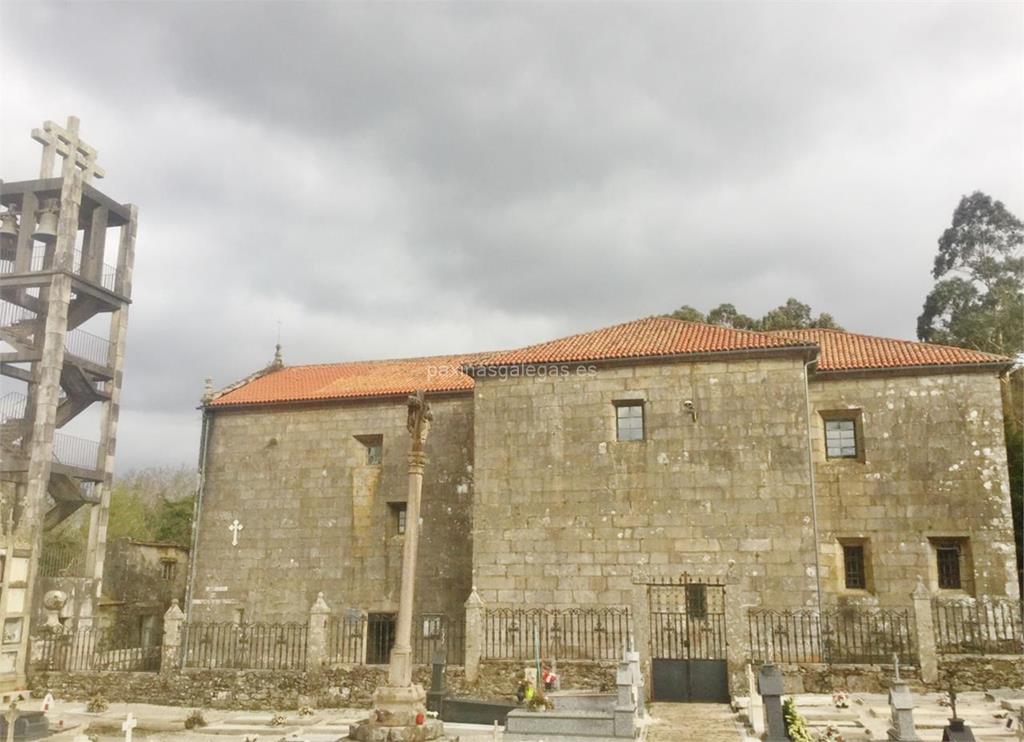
xmin=2 ymin=1 xmax=1022 ymax=472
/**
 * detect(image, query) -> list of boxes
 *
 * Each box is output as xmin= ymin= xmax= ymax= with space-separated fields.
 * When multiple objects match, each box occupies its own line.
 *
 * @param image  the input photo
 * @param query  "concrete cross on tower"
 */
xmin=121 ymin=712 xmax=137 ymax=742
xmin=229 ymin=519 xmax=244 ymax=546
xmin=31 ymin=115 xmax=106 ymax=182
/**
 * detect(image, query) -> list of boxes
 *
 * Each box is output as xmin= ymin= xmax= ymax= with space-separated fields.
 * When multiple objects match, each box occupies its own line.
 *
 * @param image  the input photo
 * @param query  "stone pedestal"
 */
xmin=371 ymin=684 xmax=428 ymax=726
xmin=348 ymin=716 xmax=447 ymax=742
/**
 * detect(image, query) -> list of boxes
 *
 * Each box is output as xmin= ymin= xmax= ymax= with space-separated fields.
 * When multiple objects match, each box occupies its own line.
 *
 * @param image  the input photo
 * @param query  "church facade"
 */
xmin=186 ymin=316 xmax=1017 ymax=669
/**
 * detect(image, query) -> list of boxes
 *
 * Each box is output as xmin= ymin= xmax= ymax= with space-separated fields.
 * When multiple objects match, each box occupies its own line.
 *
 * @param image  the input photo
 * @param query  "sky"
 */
xmin=1 ymin=1 xmax=1022 ymax=472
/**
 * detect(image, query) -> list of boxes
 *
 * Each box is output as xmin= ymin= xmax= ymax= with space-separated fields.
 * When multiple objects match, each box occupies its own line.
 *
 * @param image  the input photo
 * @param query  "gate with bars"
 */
xmin=647 ymin=575 xmax=729 ymax=702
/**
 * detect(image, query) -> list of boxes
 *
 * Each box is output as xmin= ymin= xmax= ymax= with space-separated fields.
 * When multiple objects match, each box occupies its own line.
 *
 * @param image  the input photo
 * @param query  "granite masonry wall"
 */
xmin=810 ymin=371 xmax=1018 ymax=606
xmin=190 ymin=394 xmax=475 ymax=623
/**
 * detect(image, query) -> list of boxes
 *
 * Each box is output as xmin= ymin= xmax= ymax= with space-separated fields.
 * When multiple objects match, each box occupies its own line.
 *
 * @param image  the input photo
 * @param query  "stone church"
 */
xmin=186 ymin=315 xmax=1017 ymax=667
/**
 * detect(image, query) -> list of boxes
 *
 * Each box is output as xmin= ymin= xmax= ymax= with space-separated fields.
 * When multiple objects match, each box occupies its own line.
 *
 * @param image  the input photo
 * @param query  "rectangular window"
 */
xmin=160 ymin=560 xmax=176 ymax=581
xmin=685 ymin=584 xmax=708 ymax=620
xmin=936 ymin=544 xmax=962 ymax=590
xmin=389 ymin=503 xmax=407 ymax=535
xmin=615 ymin=402 xmax=645 ymax=442
xmin=843 ymin=544 xmax=866 ymax=589
xmin=422 ymin=614 xmax=443 ymax=639
xmin=825 ymin=419 xmax=857 ymax=458
xmin=356 ymin=434 xmax=383 ymax=465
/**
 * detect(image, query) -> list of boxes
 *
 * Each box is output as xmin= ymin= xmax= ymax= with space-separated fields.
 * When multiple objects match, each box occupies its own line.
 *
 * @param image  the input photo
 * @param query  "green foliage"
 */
xmin=667 ymin=298 xmax=843 ymax=332
xmin=782 ymin=697 xmax=815 ymax=742
xmin=917 ymin=191 xmax=1024 ymax=356
xmin=106 ymin=466 xmax=196 ymax=548
xmin=86 ymin=693 xmax=108 ymax=713
xmin=184 ymin=709 xmax=207 ymax=729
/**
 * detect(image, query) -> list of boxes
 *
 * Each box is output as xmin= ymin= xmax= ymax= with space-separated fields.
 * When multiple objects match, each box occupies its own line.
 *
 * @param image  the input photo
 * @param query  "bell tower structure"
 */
xmin=0 ymin=117 xmax=137 ymax=690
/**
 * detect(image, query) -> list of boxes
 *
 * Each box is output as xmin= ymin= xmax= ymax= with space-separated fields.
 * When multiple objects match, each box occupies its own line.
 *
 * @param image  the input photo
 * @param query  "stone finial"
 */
xmin=310 ymin=591 xmax=331 ymax=615
xmin=911 ymin=575 xmax=930 ymax=600
xmin=270 ymin=343 xmax=284 ymax=371
xmin=201 ymin=377 xmax=214 ymax=404
xmin=464 ymin=585 xmax=484 ymax=608
xmin=164 ymin=599 xmax=185 ymax=621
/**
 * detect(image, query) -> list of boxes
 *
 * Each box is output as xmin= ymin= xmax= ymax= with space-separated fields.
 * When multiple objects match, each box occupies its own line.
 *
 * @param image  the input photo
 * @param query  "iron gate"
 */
xmin=648 ymin=575 xmax=729 ymax=702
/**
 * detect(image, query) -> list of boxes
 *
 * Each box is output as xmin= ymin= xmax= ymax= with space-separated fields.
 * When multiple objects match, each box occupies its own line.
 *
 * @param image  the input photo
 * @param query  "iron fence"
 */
xmin=326 ymin=613 xmax=366 ymax=664
xmin=34 ymin=627 xmax=160 ymax=672
xmin=933 ymin=598 xmax=1024 ymax=655
xmin=181 ymin=622 xmax=308 ymax=670
xmin=413 ymin=614 xmax=465 ymax=665
xmin=484 ymin=607 xmax=632 ymax=661
xmin=748 ymin=607 xmax=916 ymax=666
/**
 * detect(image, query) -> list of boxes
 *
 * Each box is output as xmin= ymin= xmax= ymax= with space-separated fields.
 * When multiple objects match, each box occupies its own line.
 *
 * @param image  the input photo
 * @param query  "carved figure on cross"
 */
xmin=229 ymin=519 xmax=243 ymax=546
xmin=31 ymin=115 xmax=105 ymax=182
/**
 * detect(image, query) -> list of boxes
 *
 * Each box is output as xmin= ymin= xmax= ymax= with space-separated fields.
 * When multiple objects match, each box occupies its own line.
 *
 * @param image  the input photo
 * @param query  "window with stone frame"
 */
xmin=820 ymin=409 xmax=864 ymax=462
xmin=614 ymin=401 xmax=645 ymax=442
xmin=936 ymin=542 xmax=963 ymax=590
xmin=160 ymin=559 xmax=176 ymax=581
xmin=421 ymin=614 xmax=443 ymax=639
xmin=389 ymin=502 xmax=407 ymax=535
xmin=842 ymin=543 xmax=866 ymax=589
xmin=356 ymin=434 xmax=384 ymax=465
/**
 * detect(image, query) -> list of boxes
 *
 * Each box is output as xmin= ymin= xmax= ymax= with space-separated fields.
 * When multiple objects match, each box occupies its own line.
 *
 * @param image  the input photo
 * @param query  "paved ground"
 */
xmin=645 ymin=702 xmax=745 ymax=742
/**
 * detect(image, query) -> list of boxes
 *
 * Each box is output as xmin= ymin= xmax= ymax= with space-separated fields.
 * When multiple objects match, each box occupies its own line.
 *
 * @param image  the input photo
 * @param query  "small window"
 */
xmin=615 ymin=402 xmax=645 ymax=442
xmin=820 ymin=410 xmax=863 ymax=461
xmin=842 ymin=544 xmax=866 ymax=589
xmin=936 ymin=543 xmax=962 ymax=590
xmin=160 ymin=560 xmax=176 ymax=581
xmin=685 ymin=584 xmax=707 ymax=620
xmin=356 ymin=434 xmax=383 ymax=465
xmin=389 ymin=503 xmax=407 ymax=535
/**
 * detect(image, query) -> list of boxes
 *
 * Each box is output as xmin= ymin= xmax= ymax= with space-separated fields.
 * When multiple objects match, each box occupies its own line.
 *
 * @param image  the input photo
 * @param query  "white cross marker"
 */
xmin=31 ymin=115 xmax=105 ymax=182
xmin=121 ymin=712 xmax=137 ymax=742
xmin=229 ymin=519 xmax=244 ymax=546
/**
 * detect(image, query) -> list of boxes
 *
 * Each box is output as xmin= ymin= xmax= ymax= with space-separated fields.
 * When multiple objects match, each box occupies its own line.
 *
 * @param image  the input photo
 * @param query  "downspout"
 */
xmin=803 ymin=360 xmax=824 ymax=621
xmin=184 ymin=407 xmax=213 ymax=625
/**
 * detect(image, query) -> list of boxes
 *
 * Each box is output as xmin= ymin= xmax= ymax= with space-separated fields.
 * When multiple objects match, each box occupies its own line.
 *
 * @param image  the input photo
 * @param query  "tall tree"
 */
xmin=917 ymin=191 xmax=1024 ymax=355
xmin=667 ymin=298 xmax=842 ymax=332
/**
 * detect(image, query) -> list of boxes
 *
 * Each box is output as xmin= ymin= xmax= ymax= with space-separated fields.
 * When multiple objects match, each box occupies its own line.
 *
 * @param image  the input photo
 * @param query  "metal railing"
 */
xmin=326 ymin=614 xmax=367 ymax=664
xmin=64 ymin=327 xmax=112 ymax=367
xmin=39 ymin=541 xmax=87 ymax=577
xmin=181 ymin=622 xmax=309 ymax=670
xmin=52 ymin=431 xmax=101 ymax=470
xmin=0 ymin=391 xmax=27 ymax=424
xmin=33 ymin=627 xmax=160 ymax=672
xmin=748 ymin=607 xmax=916 ymax=666
xmin=933 ymin=598 xmax=1024 ymax=655
xmin=0 ymin=299 xmax=37 ymax=329
xmin=483 ymin=607 xmax=632 ymax=661
xmin=0 ymin=246 xmax=118 ymax=292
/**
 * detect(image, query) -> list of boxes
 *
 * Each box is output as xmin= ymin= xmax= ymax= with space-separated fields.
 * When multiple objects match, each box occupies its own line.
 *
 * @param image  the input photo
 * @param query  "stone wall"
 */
xmin=29 ymin=659 xmax=614 ymax=710
xmin=192 ymin=394 xmax=474 ymax=623
xmin=471 ymin=355 xmax=817 ymax=610
xmin=99 ymin=538 xmax=189 ymax=641
xmin=810 ymin=371 xmax=1018 ymax=605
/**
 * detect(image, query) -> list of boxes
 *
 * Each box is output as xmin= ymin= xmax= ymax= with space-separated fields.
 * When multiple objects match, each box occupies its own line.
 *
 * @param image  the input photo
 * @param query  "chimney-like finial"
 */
xmin=270 ymin=343 xmax=284 ymax=370
xmin=202 ymin=377 xmax=214 ymax=404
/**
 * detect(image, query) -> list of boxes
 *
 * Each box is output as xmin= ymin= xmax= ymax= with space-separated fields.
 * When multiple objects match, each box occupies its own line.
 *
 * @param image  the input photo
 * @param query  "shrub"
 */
xmin=782 ymin=697 xmax=814 ymax=742
xmin=86 ymin=694 xmax=108 ymax=713
xmin=184 ymin=709 xmax=207 ymax=729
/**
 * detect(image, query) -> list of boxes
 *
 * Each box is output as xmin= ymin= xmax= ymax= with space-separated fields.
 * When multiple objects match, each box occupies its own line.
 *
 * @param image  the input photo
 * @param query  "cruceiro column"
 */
xmin=350 ymin=391 xmax=447 ymax=741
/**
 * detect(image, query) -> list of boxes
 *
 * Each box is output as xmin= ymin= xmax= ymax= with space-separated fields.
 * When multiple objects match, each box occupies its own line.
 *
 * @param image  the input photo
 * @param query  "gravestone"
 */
xmin=757 ymin=663 xmax=787 ymax=742
xmin=427 ymin=646 xmax=446 ymax=714
xmin=747 ymin=663 xmax=765 ymax=736
xmin=887 ymin=655 xmax=921 ymax=742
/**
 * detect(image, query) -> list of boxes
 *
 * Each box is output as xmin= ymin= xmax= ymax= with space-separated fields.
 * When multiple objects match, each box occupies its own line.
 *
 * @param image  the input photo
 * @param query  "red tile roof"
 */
xmin=474 ymin=316 xmax=814 ymax=366
xmin=766 ymin=328 xmax=1009 ymax=372
xmin=208 ymin=353 xmax=489 ymax=408
xmin=207 ymin=318 xmax=1010 ymax=408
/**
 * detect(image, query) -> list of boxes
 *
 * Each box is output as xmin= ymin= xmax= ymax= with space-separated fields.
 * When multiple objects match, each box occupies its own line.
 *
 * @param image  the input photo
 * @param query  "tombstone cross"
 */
xmin=121 ymin=712 xmax=137 ymax=742
xmin=31 ymin=116 xmax=105 ymax=182
xmin=894 ymin=652 xmax=901 ymax=682
xmin=229 ymin=519 xmax=243 ymax=547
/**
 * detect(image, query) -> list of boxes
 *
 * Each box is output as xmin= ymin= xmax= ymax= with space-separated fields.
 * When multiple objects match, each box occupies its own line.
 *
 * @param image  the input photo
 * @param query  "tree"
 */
xmin=917 ymin=191 xmax=1024 ymax=355
xmin=917 ymin=191 xmax=1024 ymax=591
xmin=667 ymin=298 xmax=843 ymax=332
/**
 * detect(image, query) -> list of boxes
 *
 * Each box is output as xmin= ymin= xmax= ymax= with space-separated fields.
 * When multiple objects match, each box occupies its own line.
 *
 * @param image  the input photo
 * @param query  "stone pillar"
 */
xmin=307 ymin=592 xmax=330 ymax=668
xmin=613 ymin=652 xmax=636 ymax=738
xmin=630 ymin=581 xmax=651 ymax=701
xmin=911 ymin=578 xmax=938 ymax=685
xmin=464 ymin=587 xmax=485 ymax=684
xmin=758 ymin=663 xmax=788 ymax=742
xmin=161 ymin=600 xmax=185 ymax=674
xmin=747 ymin=662 xmax=765 ymax=736
xmin=724 ymin=570 xmax=749 ymax=696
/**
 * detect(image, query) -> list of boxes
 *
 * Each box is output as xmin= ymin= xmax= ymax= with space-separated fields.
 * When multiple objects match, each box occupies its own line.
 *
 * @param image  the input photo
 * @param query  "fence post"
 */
xmin=161 ymin=599 xmax=185 ymax=674
xmin=464 ymin=586 xmax=485 ymax=683
xmin=630 ymin=580 xmax=651 ymax=701
xmin=911 ymin=578 xmax=938 ymax=684
xmin=308 ymin=592 xmax=331 ymax=669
